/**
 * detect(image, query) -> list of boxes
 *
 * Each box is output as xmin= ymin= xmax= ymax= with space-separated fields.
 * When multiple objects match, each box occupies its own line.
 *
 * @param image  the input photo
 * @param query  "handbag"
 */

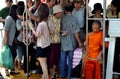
xmin=72 ymin=48 xmax=82 ymax=68
xmin=72 ymin=48 xmax=83 ymax=77
xmin=0 ymin=45 xmax=14 ymax=69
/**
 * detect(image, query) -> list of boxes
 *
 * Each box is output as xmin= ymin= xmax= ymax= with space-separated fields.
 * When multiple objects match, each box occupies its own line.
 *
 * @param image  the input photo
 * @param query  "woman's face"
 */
xmin=17 ymin=15 xmax=23 ymax=20
xmin=27 ymin=0 xmax=33 ymax=8
xmin=92 ymin=23 xmax=100 ymax=32
xmin=110 ymin=4 xmax=117 ymax=12
xmin=55 ymin=12 xmax=63 ymax=18
xmin=95 ymin=9 xmax=101 ymax=14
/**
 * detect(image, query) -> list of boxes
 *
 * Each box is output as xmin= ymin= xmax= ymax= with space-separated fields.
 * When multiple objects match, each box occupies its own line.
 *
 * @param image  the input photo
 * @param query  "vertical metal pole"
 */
xmin=26 ymin=0 xmax=29 ymax=79
xmin=23 ymin=14 xmax=31 ymax=79
xmin=23 ymin=0 xmax=31 ymax=79
xmin=103 ymin=0 xmax=106 ymax=79
xmin=86 ymin=0 xmax=88 ymax=58
xmin=26 ymin=44 xmax=29 ymax=79
xmin=25 ymin=31 xmax=29 ymax=79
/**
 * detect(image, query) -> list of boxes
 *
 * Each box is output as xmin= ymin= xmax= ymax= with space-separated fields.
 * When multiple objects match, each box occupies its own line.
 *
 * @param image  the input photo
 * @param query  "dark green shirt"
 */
xmin=0 ymin=7 xmax=10 ymax=19
xmin=0 ymin=7 xmax=10 ymax=25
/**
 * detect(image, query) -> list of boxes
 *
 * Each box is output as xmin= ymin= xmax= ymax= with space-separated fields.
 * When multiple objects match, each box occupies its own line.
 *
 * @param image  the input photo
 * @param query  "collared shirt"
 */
xmin=61 ymin=14 xmax=80 ymax=51
xmin=72 ymin=7 xmax=85 ymax=29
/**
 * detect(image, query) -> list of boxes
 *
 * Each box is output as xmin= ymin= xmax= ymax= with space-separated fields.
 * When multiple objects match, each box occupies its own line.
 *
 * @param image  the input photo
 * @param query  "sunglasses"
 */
xmin=74 ymin=1 xmax=81 ymax=3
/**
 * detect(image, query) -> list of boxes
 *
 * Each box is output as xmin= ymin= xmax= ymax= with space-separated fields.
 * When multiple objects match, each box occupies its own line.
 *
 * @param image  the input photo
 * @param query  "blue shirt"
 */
xmin=4 ymin=16 xmax=16 ymax=46
xmin=72 ymin=7 xmax=85 ymax=29
xmin=16 ymin=19 xmax=23 ymax=42
xmin=61 ymin=14 xmax=80 ymax=51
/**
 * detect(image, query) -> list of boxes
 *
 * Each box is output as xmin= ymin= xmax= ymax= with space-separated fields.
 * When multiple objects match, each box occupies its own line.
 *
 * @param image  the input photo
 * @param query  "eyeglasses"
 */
xmin=74 ymin=1 xmax=81 ymax=3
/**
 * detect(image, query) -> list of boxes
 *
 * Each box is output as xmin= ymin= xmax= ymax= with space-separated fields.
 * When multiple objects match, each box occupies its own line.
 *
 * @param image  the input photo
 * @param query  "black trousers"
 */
xmin=23 ymin=43 xmax=36 ymax=73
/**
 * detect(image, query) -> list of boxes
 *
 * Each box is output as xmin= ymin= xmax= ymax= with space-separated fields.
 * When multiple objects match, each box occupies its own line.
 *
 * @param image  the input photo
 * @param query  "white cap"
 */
xmin=53 ymin=5 xmax=63 ymax=14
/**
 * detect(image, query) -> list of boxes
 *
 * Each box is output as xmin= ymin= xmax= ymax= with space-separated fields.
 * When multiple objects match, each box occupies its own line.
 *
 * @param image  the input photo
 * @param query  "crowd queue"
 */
xmin=0 ymin=0 xmax=120 ymax=79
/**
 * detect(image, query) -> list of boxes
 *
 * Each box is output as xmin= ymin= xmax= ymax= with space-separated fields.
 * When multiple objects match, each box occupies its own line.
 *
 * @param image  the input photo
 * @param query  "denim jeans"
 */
xmin=16 ymin=45 xmax=23 ymax=61
xmin=59 ymin=50 xmax=73 ymax=79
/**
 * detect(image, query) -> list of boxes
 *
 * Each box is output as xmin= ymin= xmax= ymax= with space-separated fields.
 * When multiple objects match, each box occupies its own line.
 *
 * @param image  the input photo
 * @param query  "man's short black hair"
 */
xmin=64 ymin=3 xmax=74 ymax=12
xmin=5 ymin=0 xmax=13 ymax=2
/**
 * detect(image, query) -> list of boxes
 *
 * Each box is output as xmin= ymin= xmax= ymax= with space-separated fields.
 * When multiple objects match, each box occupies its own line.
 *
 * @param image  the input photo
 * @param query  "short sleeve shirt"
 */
xmin=61 ymin=14 xmax=80 ymax=51
xmin=36 ymin=21 xmax=51 ymax=48
xmin=4 ymin=16 xmax=16 ymax=46
xmin=0 ymin=7 xmax=10 ymax=19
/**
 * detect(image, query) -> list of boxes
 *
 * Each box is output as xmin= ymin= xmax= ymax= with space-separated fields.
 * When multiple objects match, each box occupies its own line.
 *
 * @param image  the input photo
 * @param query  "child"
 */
xmin=82 ymin=20 xmax=102 ymax=79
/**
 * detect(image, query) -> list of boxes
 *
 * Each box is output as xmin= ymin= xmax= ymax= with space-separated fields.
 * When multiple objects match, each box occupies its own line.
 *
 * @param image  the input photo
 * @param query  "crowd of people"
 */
xmin=0 ymin=0 xmax=120 ymax=79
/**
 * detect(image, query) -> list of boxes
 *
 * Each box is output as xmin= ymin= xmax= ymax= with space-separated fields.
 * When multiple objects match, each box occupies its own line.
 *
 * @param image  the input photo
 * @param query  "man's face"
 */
xmin=6 ymin=1 xmax=13 ymax=7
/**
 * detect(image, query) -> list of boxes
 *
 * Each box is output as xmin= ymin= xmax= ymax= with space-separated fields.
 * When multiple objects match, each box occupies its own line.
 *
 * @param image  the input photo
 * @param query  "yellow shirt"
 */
xmin=107 ymin=11 xmax=120 ymax=18
xmin=49 ymin=15 xmax=61 ymax=43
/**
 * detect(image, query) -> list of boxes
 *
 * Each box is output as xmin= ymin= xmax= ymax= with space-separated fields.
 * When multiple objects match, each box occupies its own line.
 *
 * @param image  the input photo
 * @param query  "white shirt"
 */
xmin=36 ymin=21 xmax=51 ymax=48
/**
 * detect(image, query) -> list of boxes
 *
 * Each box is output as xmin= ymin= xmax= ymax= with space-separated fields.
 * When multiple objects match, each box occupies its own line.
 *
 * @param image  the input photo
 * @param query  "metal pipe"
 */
xmin=23 ymin=1 xmax=31 ymax=78
xmin=102 ymin=0 xmax=106 ymax=79
xmin=86 ymin=0 xmax=88 ymax=62
xmin=87 ymin=16 xmax=120 ymax=21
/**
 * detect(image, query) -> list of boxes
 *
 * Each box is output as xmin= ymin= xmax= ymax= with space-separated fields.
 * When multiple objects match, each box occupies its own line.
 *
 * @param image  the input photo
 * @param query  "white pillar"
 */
xmin=106 ymin=37 xmax=116 ymax=79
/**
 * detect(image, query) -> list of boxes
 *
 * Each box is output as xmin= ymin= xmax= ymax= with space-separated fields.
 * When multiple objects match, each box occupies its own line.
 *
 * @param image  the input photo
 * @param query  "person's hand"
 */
xmin=21 ymin=21 xmax=26 ymax=26
xmin=84 ymin=41 xmax=86 ymax=46
xmin=25 ymin=7 xmax=29 ymax=13
xmin=0 ymin=17 xmax=5 ymax=22
xmin=4 ymin=39 xmax=8 ymax=45
xmin=81 ymin=74 xmax=85 ymax=78
xmin=96 ymin=52 xmax=102 ymax=62
xmin=28 ymin=21 xmax=34 ymax=30
xmin=78 ymin=42 xmax=83 ymax=48
xmin=61 ymin=31 xmax=68 ymax=36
